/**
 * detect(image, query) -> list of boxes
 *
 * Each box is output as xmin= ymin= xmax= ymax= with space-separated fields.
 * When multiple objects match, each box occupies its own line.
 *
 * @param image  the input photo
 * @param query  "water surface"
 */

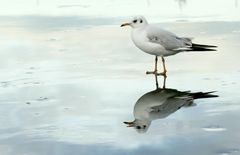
xmin=0 ymin=1 xmax=240 ymax=155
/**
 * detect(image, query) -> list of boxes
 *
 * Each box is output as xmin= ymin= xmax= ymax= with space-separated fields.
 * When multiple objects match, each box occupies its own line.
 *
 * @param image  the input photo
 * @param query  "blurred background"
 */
xmin=0 ymin=0 xmax=240 ymax=21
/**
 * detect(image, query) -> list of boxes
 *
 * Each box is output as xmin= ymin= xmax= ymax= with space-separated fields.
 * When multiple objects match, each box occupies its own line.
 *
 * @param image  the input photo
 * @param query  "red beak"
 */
xmin=120 ymin=23 xmax=131 ymax=27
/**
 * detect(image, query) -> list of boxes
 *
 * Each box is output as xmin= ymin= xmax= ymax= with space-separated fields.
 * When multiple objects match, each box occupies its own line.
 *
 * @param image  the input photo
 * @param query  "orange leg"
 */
xmin=146 ymin=56 xmax=167 ymax=77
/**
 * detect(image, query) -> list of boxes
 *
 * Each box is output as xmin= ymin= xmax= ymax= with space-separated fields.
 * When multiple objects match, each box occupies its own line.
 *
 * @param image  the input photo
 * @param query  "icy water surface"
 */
xmin=0 ymin=18 xmax=240 ymax=155
xmin=0 ymin=1 xmax=240 ymax=155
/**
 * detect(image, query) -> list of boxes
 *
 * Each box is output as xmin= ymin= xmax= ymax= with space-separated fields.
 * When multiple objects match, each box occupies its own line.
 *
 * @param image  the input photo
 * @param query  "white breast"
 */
xmin=131 ymin=28 xmax=166 ymax=56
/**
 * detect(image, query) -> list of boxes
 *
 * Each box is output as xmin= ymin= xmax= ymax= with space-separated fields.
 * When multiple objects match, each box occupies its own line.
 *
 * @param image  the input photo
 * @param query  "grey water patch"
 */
xmin=29 ymin=67 xmax=38 ymax=70
xmin=0 ymin=81 xmax=10 ymax=87
xmin=25 ymin=72 xmax=33 ymax=74
xmin=0 ymin=78 xmax=39 ymax=88
xmin=26 ymin=102 xmax=31 ymax=105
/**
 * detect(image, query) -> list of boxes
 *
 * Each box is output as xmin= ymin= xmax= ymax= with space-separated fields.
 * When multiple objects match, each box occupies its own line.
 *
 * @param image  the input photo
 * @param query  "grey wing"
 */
xmin=146 ymin=26 xmax=192 ymax=51
xmin=149 ymin=96 xmax=192 ymax=117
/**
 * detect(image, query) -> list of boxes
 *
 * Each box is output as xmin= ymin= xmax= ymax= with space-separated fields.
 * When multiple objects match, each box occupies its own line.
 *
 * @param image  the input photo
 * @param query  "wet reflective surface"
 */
xmin=1 ymin=0 xmax=240 ymax=155
xmin=124 ymin=76 xmax=218 ymax=133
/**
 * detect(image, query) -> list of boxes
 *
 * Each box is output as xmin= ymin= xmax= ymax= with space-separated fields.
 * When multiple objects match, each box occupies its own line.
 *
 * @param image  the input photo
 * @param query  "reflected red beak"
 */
xmin=120 ymin=23 xmax=131 ymax=27
xmin=123 ymin=121 xmax=134 ymax=127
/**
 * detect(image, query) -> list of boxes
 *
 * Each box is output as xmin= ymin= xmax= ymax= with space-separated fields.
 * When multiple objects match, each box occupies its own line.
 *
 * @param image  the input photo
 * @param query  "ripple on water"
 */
xmin=216 ymin=148 xmax=240 ymax=155
xmin=36 ymin=97 xmax=48 ymax=101
xmin=202 ymin=125 xmax=226 ymax=132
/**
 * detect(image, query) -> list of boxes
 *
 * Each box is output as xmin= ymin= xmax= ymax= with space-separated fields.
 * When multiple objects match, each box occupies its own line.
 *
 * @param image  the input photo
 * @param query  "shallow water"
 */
xmin=1 ymin=1 xmax=240 ymax=155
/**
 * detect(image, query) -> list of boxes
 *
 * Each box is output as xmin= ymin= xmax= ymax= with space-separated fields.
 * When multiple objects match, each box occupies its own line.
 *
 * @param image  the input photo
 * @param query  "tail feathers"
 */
xmin=191 ymin=91 xmax=218 ymax=99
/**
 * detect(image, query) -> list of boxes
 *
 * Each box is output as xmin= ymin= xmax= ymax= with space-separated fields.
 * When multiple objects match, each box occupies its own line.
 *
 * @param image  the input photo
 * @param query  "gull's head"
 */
xmin=124 ymin=119 xmax=151 ymax=133
xmin=121 ymin=16 xmax=148 ymax=28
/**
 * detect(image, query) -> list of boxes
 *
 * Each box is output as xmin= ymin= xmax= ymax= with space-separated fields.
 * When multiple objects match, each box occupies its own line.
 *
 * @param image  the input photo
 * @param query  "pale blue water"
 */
xmin=0 ymin=1 xmax=240 ymax=155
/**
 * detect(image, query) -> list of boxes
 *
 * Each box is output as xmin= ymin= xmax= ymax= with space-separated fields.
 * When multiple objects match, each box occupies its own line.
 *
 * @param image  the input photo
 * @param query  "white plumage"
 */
xmin=121 ymin=16 xmax=217 ymax=76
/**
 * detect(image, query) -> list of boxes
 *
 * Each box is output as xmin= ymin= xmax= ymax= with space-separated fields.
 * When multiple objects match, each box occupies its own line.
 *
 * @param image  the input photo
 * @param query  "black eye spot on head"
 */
xmin=140 ymin=19 xmax=143 ymax=23
xmin=133 ymin=19 xmax=137 ymax=23
xmin=143 ymin=125 xmax=146 ymax=128
xmin=136 ymin=126 xmax=141 ymax=129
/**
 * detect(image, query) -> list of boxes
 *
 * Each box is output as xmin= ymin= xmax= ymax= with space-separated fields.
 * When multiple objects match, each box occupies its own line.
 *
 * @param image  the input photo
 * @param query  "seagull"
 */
xmin=124 ymin=87 xmax=218 ymax=133
xmin=121 ymin=16 xmax=217 ymax=76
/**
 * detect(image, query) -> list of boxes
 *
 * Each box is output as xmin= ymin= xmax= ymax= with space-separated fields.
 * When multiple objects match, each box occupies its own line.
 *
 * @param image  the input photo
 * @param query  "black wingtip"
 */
xmin=192 ymin=43 xmax=217 ymax=48
xmin=184 ymin=43 xmax=218 ymax=52
xmin=186 ymin=47 xmax=217 ymax=52
xmin=192 ymin=91 xmax=219 ymax=99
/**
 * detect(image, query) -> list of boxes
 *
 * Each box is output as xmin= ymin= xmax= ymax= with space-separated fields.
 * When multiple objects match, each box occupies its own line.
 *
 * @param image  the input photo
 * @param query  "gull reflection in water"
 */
xmin=124 ymin=76 xmax=218 ymax=133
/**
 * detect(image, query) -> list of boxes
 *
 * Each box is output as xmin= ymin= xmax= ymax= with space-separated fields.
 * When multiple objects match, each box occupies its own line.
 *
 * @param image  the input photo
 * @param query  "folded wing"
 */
xmin=146 ymin=25 xmax=217 ymax=52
